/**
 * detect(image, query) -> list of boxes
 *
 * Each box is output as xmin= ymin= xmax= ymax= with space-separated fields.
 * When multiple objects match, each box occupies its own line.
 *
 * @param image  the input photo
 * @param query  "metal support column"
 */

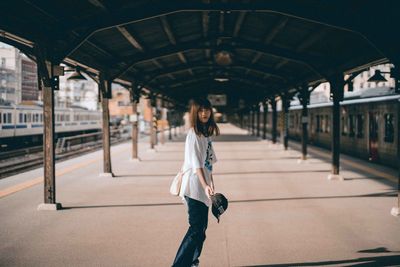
xmin=271 ymin=98 xmax=277 ymax=144
xmin=299 ymin=86 xmax=310 ymax=161
xmin=130 ymin=85 xmax=140 ymax=161
xmin=36 ymin=46 xmax=62 ymax=210
xmin=240 ymin=112 xmax=244 ymax=129
xmin=247 ymin=110 xmax=251 ymax=133
xmin=99 ymin=73 xmax=114 ymax=177
xmin=160 ymin=105 xmax=165 ymax=145
xmin=262 ymin=102 xmax=268 ymax=140
xmin=167 ymin=110 xmax=173 ymax=141
xmin=282 ymin=94 xmax=290 ymax=150
xmin=391 ymin=86 xmax=400 ymax=216
xmin=328 ymin=75 xmax=344 ymax=180
xmin=149 ymin=97 xmax=156 ymax=150
xmin=251 ymin=107 xmax=256 ymax=136
xmin=256 ymin=104 xmax=261 ymax=137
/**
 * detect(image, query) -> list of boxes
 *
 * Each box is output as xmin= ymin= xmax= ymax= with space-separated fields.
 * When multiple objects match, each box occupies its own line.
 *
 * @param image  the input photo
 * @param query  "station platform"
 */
xmin=0 ymin=123 xmax=399 ymax=267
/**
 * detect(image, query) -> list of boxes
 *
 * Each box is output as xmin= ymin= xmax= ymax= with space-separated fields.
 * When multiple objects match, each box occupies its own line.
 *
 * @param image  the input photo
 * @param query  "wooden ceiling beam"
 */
xmin=160 ymin=15 xmax=176 ymax=45
xmin=264 ymin=17 xmax=289 ymax=44
xmin=233 ymin=12 xmax=246 ymax=37
xmin=117 ymin=26 xmax=145 ymax=52
xmin=202 ymin=11 xmax=209 ymax=38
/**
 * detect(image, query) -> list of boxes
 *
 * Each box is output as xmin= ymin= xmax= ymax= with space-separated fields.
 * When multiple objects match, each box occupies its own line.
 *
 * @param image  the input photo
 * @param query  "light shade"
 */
xmin=214 ymin=50 xmax=233 ymax=66
xmin=367 ymin=70 xmax=387 ymax=83
xmin=67 ymin=70 xmax=87 ymax=81
xmin=214 ymin=77 xmax=229 ymax=82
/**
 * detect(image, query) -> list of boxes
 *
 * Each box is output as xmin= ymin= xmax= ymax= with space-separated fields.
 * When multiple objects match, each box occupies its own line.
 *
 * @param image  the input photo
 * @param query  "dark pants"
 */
xmin=172 ymin=196 xmax=209 ymax=267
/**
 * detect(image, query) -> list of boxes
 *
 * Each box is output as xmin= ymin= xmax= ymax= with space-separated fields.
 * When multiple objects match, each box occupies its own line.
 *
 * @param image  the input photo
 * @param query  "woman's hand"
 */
xmin=204 ymin=185 xmax=214 ymax=199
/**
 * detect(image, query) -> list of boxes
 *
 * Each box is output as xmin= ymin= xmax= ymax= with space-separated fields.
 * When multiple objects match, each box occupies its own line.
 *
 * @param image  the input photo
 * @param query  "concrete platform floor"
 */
xmin=1 ymin=123 xmax=399 ymax=267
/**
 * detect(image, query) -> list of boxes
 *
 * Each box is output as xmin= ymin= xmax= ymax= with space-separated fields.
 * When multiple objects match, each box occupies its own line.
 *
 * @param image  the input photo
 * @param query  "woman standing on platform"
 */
xmin=172 ymin=98 xmax=220 ymax=267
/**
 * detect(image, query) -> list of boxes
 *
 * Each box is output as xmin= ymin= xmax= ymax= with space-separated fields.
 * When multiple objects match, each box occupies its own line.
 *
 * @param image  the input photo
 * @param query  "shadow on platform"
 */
xmin=246 ymin=254 xmax=400 ymax=266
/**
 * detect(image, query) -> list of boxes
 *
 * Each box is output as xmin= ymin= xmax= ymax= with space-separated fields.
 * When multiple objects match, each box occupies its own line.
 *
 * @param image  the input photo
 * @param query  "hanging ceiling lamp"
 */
xmin=67 ymin=68 xmax=87 ymax=81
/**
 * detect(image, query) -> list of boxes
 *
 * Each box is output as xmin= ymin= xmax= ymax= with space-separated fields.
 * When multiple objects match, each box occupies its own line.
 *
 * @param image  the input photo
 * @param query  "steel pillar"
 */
xmin=262 ymin=102 xmax=268 ymax=140
xmin=149 ymin=98 xmax=156 ymax=150
xmin=99 ymin=73 xmax=114 ymax=177
xmin=271 ymin=99 xmax=277 ymax=144
xmin=251 ymin=107 xmax=256 ymax=136
xmin=328 ymin=75 xmax=344 ymax=180
xmin=392 ymin=92 xmax=400 ymax=216
xmin=247 ymin=110 xmax=251 ymax=133
xmin=282 ymin=94 xmax=290 ymax=150
xmin=299 ymin=86 xmax=310 ymax=161
xmin=256 ymin=104 xmax=261 ymax=137
xmin=130 ymin=85 xmax=140 ymax=161
xmin=240 ymin=112 xmax=244 ymax=129
xmin=160 ymin=108 xmax=165 ymax=145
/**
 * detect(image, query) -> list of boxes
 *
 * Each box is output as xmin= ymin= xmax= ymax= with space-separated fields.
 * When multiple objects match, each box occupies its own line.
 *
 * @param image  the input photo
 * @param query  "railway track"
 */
xmin=0 ymin=136 xmax=130 ymax=179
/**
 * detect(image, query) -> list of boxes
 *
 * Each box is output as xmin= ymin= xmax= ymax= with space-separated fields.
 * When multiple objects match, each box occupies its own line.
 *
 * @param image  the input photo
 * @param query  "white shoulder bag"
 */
xmin=170 ymin=166 xmax=190 ymax=196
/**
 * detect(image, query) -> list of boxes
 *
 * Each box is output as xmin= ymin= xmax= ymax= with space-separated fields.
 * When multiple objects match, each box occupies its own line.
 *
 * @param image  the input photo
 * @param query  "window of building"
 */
xmin=0 ymin=112 xmax=2 ymax=123
xmin=325 ymin=115 xmax=330 ymax=133
xmin=384 ymin=114 xmax=394 ymax=143
xmin=19 ymin=113 xmax=23 ymax=123
xmin=356 ymin=114 xmax=364 ymax=138
xmin=342 ymin=116 xmax=349 ymax=135
xmin=321 ymin=115 xmax=326 ymax=132
xmin=349 ymin=115 xmax=355 ymax=137
xmin=3 ymin=113 xmax=12 ymax=123
xmin=316 ymin=115 xmax=320 ymax=132
xmin=341 ymin=116 xmax=347 ymax=136
xmin=40 ymin=114 xmax=43 ymax=122
xmin=1 ymin=57 xmax=5 ymax=67
xmin=289 ymin=115 xmax=294 ymax=128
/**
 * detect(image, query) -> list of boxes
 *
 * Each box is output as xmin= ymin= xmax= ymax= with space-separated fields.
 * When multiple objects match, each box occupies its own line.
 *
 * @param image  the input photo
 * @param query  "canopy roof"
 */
xmin=1 ymin=0 xmax=398 ymax=108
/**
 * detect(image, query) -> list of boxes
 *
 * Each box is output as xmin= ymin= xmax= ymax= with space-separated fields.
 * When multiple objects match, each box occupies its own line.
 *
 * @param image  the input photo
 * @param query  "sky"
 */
xmin=0 ymin=41 xmax=12 ymax=48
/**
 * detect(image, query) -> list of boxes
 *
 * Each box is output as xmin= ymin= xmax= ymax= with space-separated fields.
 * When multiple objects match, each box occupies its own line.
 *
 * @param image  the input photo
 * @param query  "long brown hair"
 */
xmin=189 ymin=98 xmax=220 ymax=137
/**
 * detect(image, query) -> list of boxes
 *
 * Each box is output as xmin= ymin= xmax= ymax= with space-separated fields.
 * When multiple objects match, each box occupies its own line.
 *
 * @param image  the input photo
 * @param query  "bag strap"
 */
xmin=180 ymin=164 xmax=191 ymax=174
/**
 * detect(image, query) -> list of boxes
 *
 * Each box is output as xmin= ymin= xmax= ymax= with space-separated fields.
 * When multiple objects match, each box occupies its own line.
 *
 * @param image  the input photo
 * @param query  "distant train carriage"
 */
xmin=0 ymin=103 xmax=101 ymax=150
xmin=288 ymin=95 xmax=399 ymax=168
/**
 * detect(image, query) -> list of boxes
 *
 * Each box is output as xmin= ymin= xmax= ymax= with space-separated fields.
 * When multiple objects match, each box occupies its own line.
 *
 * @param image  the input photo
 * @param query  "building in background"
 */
xmin=0 ymin=44 xmax=21 ymax=104
xmin=20 ymin=56 xmax=38 ymax=102
xmin=57 ymin=70 xmax=98 ymax=110
xmin=311 ymin=63 xmax=394 ymax=103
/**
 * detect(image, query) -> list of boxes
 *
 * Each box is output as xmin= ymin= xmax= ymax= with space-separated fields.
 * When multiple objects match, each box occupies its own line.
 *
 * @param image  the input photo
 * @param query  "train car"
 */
xmin=288 ymin=94 xmax=399 ymax=168
xmin=0 ymin=103 xmax=101 ymax=150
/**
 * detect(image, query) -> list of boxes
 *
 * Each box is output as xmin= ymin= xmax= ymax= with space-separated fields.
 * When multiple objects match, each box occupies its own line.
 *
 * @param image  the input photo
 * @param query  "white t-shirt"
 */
xmin=179 ymin=128 xmax=217 ymax=207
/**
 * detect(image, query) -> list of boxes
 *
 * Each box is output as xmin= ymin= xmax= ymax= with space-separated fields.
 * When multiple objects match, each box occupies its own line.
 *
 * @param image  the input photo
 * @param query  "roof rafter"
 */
xmin=144 ymin=60 xmax=292 ymax=84
xmin=202 ymin=12 xmax=209 ymax=38
xmin=265 ymin=17 xmax=289 ymax=44
xmin=157 ymin=69 xmax=273 ymax=90
xmin=112 ymin=37 xmax=325 ymax=80
xmin=59 ymin=2 xmax=375 ymax=64
xmin=160 ymin=15 xmax=176 ymax=45
xmin=233 ymin=12 xmax=246 ymax=37
xmin=117 ymin=26 xmax=145 ymax=52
